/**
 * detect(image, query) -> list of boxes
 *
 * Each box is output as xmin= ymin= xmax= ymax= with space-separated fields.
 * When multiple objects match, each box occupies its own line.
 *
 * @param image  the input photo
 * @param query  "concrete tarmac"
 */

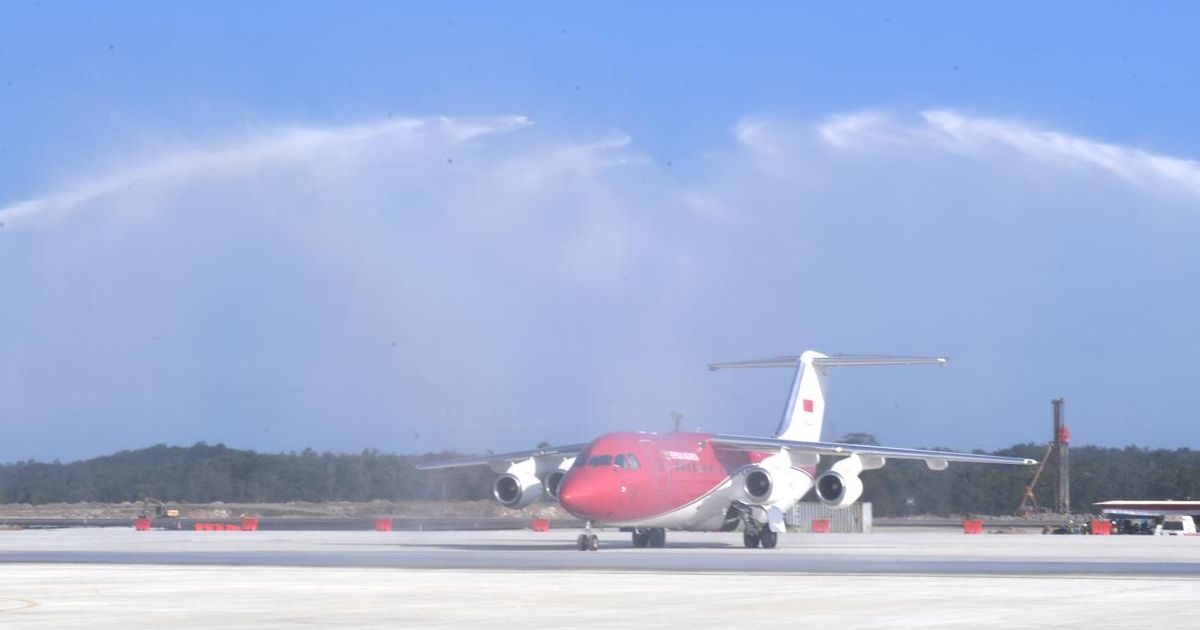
xmin=0 ymin=528 xmax=1197 ymax=627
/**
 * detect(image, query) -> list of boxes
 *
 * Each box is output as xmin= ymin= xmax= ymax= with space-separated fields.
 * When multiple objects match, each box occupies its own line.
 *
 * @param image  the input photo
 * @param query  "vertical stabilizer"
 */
xmin=709 ymin=352 xmax=948 ymax=441
xmin=776 ymin=351 xmax=829 ymax=441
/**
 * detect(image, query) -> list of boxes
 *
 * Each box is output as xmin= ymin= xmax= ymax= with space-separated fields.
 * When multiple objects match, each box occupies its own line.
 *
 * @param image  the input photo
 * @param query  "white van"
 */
xmin=1153 ymin=515 xmax=1197 ymax=536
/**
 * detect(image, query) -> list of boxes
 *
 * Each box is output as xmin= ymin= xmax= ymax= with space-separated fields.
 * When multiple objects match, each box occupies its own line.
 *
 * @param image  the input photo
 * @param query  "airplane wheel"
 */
xmin=743 ymin=529 xmax=759 ymax=548
xmin=648 ymin=528 xmax=666 ymax=548
xmin=588 ymin=534 xmax=600 ymax=551
xmin=760 ymin=530 xmax=779 ymax=549
xmin=577 ymin=534 xmax=588 ymax=551
xmin=632 ymin=531 xmax=649 ymax=547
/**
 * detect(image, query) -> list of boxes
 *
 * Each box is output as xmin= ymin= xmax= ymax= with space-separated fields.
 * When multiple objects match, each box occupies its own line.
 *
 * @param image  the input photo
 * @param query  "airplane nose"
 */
xmin=557 ymin=473 xmax=599 ymax=518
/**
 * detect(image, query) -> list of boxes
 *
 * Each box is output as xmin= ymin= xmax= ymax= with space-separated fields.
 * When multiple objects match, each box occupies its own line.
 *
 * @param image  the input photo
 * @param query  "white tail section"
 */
xmin=709 ymin=351 xmax=948 ymax=441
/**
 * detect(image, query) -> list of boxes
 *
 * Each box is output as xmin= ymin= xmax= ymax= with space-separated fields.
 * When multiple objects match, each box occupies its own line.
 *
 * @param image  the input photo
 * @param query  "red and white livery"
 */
xmin=419 ymin=351 xmax=1036 ymax=550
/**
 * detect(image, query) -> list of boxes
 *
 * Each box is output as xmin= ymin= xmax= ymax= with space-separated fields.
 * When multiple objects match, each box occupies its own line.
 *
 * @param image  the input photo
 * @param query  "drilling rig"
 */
xmin=1016 ymin=398 xmax=1070 ymax=515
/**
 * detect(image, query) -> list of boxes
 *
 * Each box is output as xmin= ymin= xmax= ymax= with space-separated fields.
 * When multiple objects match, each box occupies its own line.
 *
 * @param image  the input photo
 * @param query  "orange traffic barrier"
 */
xmin=240 ymin=517 xmax=260 ymax=531
xmin=134 ymin=517 xmax=151 ymax=531
xmin=810 ymin=518 xmax=831 ymax=533
xmin=374 ymin=518 xmax=394 ymax=532
xmin=531 ymin=518 xmax=550 ymax=532
xmin=1090 ymin=520 xmax=1112 ymax=535
xmin=194 ymin=522 xmax=243 ymax=531
xmin=963 ymin=519 xmax=984 ymax=534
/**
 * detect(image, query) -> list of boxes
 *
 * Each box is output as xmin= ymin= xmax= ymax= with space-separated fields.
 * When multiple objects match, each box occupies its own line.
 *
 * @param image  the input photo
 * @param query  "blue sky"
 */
xmin=2 ymin=3 xmax=1199 ymax=461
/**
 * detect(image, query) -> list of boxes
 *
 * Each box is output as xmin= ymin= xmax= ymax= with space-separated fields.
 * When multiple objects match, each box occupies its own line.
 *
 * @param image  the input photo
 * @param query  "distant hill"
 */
xmin=0 ymin=443 xmax=493 ymax=504
xmin=1 ymin=441 xmax=1196 ymax=515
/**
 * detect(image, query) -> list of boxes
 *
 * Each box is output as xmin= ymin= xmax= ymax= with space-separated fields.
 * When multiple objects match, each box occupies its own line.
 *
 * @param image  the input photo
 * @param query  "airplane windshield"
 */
xmin=588 ymin=454 xmax=613 ymax=466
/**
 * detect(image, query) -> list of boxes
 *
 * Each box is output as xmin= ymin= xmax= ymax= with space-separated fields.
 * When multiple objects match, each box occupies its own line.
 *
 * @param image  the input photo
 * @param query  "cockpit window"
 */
xmin=614 ymin=454 xmax=626 ymax=469
xmin=625 ymin=453 xmax=641 ymax=470
xmin=588 ymin=454 xmax=613 ymax=467
xmin=572 ymin=449 xmax=590 ymax=468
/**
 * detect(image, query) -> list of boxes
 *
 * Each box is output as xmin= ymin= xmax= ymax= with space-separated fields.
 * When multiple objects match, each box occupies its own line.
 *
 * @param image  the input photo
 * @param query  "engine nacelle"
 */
xmin=737 ymin=463 xmax=812 ymax=507
xmin=493 ymin=471 xmax=543 ymax=509
xmin=814 ymin=469 xmax=864 ymax=508
xmin=742 ymin=466 xmax=775 ymax=503
xmin=544 ymin=469 xmax=568 ymax=501
xmin=815 ymin=454 xmax=879 ymax=508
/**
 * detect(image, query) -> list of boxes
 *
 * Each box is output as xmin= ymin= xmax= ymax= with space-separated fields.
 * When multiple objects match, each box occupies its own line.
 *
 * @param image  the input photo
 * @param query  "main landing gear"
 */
xmin=631 ymin=528 xmax=666 ymax=548
xmin=577 ymin=520 xmax=600 ymax=551
xmin=741 ymin=512 xmax=779 ymax=549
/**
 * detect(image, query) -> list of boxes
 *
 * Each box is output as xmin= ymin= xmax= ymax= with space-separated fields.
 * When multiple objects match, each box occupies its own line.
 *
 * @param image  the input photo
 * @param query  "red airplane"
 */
xmin=419 ymin=351 xmax=1036 ymax=550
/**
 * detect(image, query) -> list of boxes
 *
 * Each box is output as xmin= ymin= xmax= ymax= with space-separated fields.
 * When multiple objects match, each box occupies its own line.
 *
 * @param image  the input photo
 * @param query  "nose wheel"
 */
xmin=577 ymin=520 xmax=600 ymax=551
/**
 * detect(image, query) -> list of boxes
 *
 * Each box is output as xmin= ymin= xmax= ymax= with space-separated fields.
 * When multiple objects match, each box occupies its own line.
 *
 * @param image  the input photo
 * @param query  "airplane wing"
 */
xmin=415 ymin=443 xmax=588 ymax=470
xmin=709 ymin=434 xmax=1036 ymax=469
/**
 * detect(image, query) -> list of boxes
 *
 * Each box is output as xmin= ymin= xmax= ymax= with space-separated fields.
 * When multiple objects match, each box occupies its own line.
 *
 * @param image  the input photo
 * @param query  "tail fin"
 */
xmin=709 ymin=351 xmax=948 ymax=441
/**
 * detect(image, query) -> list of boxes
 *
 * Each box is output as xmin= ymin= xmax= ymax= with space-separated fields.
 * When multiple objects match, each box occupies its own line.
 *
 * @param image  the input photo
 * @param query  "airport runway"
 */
xmin=1 ymin=528 xmax=1197 ymax=627
xmin=1 ymin=528 xmax=1198 ymax=575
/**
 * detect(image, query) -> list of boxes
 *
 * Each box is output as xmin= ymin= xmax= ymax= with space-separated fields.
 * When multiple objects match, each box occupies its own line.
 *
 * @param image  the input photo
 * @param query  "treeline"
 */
xmin=0 ymin=443 xmax=494 ymax=504
xmin=858 ymin=442 xmax=1200 ymax=515
xmin=0 ymin=441 xmax=1197 ymax=515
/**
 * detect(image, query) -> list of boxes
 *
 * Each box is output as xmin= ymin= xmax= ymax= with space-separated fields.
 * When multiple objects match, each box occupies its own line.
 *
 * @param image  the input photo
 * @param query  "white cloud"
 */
xmin=0 ymin=116 xmax=531 ymax=228
xmin=816 ymin=110 xmax=907 ymax=149
xmin=809 ymin=108 xmax=1200 ymax=199
xmin=921 ymin=109 xmax=1200 ymax=198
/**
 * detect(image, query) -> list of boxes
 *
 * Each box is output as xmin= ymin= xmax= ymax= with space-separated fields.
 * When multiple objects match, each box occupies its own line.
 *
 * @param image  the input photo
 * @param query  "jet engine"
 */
xmin=737 ymin=462 xmax=812 ymax=507
xmin=543 ymin=457 xmax=575 ymax=502
xmin=814 ymin=469 xmax=864 ymax=508
xmin=493 ymin=469 xmax=543 ymax=509
xmin=544 ymin=470 xmax=567 ymax=500
xmin=814 ymin=454 xmax=882 ymax=509
xmin=742 ymin=466 xmax=775 ymax=503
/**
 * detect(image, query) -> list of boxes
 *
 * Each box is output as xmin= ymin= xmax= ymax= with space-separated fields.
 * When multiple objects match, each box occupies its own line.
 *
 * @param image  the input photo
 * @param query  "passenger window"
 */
xmin=588 ymin=454 xmax=612 ymax=467
xmin=614 ymin=454 xmax=626 ymax=469
xmin=625 ymin=454 xmax=640 ymax=470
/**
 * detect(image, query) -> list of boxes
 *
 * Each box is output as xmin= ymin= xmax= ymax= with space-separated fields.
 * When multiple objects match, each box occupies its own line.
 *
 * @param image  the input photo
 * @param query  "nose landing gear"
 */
xmin=577 ymin=520 xmax=600 ymax=551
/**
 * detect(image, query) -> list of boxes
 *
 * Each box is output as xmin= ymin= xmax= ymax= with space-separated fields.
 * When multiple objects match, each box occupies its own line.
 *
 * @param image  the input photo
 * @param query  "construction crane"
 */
xmin=1016 ymin=443 xmax=1054 ymax=514
xmin=1016 ymin=398 xmax=1070 ymax=515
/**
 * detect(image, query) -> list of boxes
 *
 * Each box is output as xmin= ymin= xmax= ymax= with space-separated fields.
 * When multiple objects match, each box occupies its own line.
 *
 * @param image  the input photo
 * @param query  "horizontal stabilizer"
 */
xmin=709 ymin=355 xmax=947 ymax=371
